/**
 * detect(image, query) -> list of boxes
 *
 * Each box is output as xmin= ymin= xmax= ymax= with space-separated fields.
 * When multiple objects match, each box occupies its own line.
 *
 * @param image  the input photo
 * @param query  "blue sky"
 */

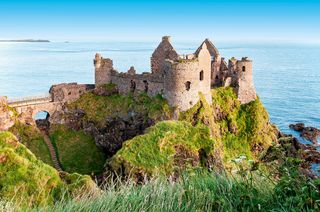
xmin=0 ymin=0 xmax=319 ymax=43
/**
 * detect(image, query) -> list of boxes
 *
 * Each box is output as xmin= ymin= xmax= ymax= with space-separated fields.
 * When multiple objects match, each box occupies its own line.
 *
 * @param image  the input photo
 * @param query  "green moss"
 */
xmin=9 ymin=122 xmax=54 ymax=167
xmin=109 ymin=87 xmax=277 ymax=176
xmin=0 ymin=131 xmax=97 ymax=208
xmin=100 ymin=82 xmax=117 ymax=91
xmin=109 ymin=121 xmax=214 ymax=177
xmin=179 ymin=92 xmax=219 ymax=137
xmin=180 ymin=87 xmax=277 ymax=169
xmin=49 ymin=125 xmax=106 ymax=175
xmin=212 ymin=87 xmax=277 ymax=166
xmin=68 ymin=92 xmax=173 ymax=127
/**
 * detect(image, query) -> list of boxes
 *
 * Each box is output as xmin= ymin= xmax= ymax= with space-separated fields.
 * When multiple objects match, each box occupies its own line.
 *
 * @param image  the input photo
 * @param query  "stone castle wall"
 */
xmin=50 ymin=83 xmax=94 ymax=103
xmin=110 ymin=71 xmax=164 ymax=96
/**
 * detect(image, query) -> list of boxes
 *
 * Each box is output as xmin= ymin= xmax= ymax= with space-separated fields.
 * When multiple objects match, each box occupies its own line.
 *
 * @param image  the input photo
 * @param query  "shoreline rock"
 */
xmin=289 ymin=123 xmax=320 ymax=146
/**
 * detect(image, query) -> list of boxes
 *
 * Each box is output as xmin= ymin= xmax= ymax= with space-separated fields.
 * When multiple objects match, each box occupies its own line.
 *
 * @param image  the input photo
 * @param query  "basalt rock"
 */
xmin=289 ymin=123 xmax=320 ymax=145
xmin=35 ymin=119 xmax=50 ymax=131
xmin=87 ymin=112 xmax=154 ymax=156
xmin=263 ymin=131 xmax=320 ymax=179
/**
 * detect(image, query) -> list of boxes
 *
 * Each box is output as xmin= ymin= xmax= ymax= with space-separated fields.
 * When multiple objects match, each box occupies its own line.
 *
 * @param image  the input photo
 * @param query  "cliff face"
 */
xmin=0 ymin=97 xmax=15 ymax=131
xmin=104 ymin=87 xmax=278 ymax=178
xmin=64 ymin=89 xmax=174 ymax=157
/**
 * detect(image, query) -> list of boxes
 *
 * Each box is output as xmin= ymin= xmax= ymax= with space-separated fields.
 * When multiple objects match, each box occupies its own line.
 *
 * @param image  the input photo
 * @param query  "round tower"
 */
xmin=163 ymin=42 xmax=212 ymax=111
xmin=94 ymin=53 xmax=113 ymax=87
xmin=235 ymin=57 xmax=256 ymax=104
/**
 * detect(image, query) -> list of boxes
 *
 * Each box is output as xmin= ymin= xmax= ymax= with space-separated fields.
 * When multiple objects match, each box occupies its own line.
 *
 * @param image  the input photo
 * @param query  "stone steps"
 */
xmin=40 ymin=130 xmax=63 ymax=172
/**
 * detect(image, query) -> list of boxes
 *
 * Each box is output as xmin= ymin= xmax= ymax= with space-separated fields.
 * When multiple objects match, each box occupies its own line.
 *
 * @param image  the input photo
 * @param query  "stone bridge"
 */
xmin=8 ymin=94 xmax=62 ymax=124
xmin=7 ymin=83 xmax=95 ymax=125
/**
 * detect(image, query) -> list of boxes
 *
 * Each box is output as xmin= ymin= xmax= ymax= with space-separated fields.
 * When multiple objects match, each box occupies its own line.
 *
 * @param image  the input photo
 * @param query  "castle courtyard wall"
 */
xmin=110 ymin=72 xmax=164 ymax=96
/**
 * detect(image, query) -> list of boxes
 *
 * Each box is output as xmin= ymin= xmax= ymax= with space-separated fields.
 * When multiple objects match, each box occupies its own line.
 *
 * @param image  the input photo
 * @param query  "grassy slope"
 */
xmin=0 ymin=131 xmax=98 ymax=208
xmin=68 ymin=91 xmax=173 ymax=127
xmin=109 ymin=121 xmax=214 ymax=176
xmin=211 ymin=88 xmax=277 ymax=165
xmin=49 ymin=125 xmax=106 ymax=175
xmin=9 ymin=122 xmax=54 ymax=167
xmin=181 ymin=87 xmax=277 ymax=167
xmin=109 ymin=87 xmax=277 ymax=176
xmin=28 ymin=170 xmax=320 ymax=211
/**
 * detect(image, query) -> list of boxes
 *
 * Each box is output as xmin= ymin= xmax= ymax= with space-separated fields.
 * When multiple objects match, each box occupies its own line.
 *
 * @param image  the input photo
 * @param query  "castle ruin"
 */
xmin=4 ymin=36 xmax=258 ymax=127
xmin=95 ymin=36 xmax=257 ymax=111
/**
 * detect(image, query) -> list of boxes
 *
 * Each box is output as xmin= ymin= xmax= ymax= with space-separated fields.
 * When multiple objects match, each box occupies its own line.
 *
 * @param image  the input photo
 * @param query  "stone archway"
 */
xmin=14 ymin=102 xmax=62 ymax=125
xmin=34 ymin=110 xmax=50 ymax=120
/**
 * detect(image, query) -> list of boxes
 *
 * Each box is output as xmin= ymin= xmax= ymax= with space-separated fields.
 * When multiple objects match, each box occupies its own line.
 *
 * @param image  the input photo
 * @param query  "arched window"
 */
xmin=185 ymin=81 xmax=191 ymax=91
xmin=199 ymin=70 xmax=204 ymax=81
xmin=242 ymin=66 xmax=246 ymax=72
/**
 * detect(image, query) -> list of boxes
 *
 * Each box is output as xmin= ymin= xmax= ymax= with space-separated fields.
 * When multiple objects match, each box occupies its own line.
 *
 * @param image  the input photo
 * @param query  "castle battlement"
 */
xmin=94 ymin=36 xmax=257 ymax=111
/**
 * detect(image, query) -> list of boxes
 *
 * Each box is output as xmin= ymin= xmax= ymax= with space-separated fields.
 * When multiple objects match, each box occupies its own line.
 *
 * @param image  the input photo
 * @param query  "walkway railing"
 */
xmin=8 ymin=93 xmax=52 ymax=107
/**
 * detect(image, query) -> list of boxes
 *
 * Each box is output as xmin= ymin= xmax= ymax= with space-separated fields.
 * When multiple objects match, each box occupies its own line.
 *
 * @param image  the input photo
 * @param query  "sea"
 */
xmin=0 ymin=41 xmax=319 ymax=147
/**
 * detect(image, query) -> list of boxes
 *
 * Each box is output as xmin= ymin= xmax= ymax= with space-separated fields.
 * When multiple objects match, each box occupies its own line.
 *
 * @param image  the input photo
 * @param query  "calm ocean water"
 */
xmin=0 ymin=41 xmax=319 ymax=144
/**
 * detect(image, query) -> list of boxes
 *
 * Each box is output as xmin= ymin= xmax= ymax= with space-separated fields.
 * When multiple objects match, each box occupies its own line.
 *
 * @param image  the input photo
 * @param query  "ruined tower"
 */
xmin=94 ymin=53 xmax=113 ymax=87
xmin=163 ymin=42 xmax=212 ymax=111
xmin=234 ymin=57 xmax=256 ymax=104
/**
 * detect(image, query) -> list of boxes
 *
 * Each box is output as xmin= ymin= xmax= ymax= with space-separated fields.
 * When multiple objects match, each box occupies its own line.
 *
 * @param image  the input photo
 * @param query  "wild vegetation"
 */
xmin=68 ymin=90 xmax=173 ymax=127
xmin=49 ymin=124 xmax=106 ymax=175
xmin=108 ymin=121 xmax=214 ymax=177
xmin=109 ymin=87 xmax=278 ymax=177
xmin=9 ymin=122 xmax=54 ymax=167
xmin=0 ymin=131 xmax=98 ymax=208
xmin=1 ymin=86 xmax=319 ymax=211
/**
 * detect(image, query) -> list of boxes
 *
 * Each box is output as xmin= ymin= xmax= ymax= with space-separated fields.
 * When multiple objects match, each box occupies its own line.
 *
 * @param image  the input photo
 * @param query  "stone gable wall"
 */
xmin=151 ymin=36 xmax=178 ymax=75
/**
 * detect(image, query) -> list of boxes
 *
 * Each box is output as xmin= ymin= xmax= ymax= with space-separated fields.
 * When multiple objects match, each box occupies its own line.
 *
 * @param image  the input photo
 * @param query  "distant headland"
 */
xmin=0 ymin=39 xmax=50 ymax=42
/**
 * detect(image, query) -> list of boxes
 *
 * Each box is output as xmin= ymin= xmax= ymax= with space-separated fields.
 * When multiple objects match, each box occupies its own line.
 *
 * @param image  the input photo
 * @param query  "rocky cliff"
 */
xmin=0 ymin=97 xmax=15 ymax=131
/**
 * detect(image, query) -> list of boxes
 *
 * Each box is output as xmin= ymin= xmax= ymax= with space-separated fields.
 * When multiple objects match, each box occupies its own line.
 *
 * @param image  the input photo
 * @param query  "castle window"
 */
xmin=200 ymin=70 xmax=204 ymax=81
xmin=143 ymin=80 xmax=149 ymax=92
xmin=68 ymin=91 xmax=71 ymax=95
xmin=185 ymin=81 xmax=191 ymax=91
xmin=130 ymin=80 xmax=136 ymax=92
xmin=242 ymin=66 xmax=246 ymax=72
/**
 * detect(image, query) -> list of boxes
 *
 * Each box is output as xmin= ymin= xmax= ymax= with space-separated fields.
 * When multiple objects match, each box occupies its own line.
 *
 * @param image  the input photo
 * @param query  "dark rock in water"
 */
xmin=87 ymin=112 xmax=154 ymax=156
xmin=300 ymin=127 xmax=320 ymax=145
xmin=289 ymin=123 xmax=320 ymax=145
xmin=289 ymin=123 xmax=305 ymax=131
xmin=263 ymin=132 xmax=320 ymax=179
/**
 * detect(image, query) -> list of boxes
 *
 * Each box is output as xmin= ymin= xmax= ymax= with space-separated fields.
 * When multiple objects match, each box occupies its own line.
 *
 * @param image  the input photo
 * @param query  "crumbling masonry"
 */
xmin=94 ymin=36 xmax=257 ymax=111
